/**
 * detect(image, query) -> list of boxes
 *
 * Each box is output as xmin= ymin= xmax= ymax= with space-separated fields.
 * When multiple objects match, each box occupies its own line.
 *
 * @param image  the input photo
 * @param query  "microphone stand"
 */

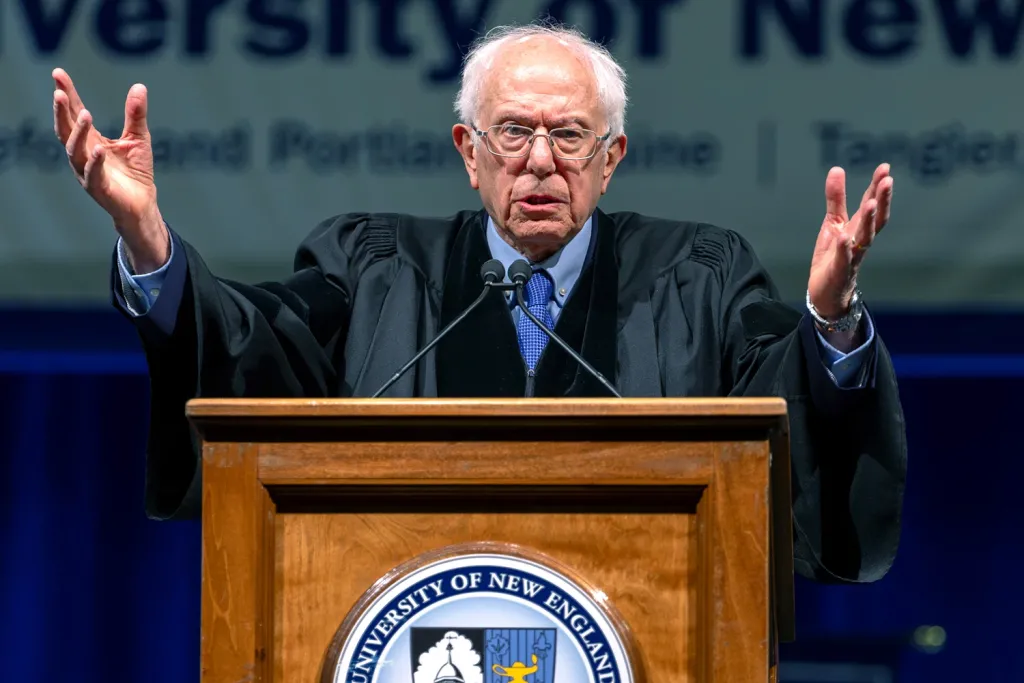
xmin=371 ymin=280 xmax=508 ymax=398
xmin=513 ymin=284 xmax=623 ymax=399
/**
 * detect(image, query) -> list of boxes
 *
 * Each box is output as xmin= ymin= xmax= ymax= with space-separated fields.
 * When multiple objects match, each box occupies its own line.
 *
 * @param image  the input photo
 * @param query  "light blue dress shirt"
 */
xmin=116 ymin=235 xmax=174 ymax=314
xmin=117 ymin=214 xmax=875 ymax=388
xmin=485 ymin=213 xmax=593 ymax=325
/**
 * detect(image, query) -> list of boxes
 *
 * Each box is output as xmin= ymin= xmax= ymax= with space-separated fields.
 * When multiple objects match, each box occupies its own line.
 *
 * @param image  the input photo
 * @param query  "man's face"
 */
xmin=453 ymin=38 xmax=626 ymax=261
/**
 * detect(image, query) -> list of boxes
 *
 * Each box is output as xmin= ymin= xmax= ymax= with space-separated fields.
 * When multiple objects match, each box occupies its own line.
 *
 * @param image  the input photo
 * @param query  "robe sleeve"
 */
xmin=112 ymin=213 xmax=397 ymax=521
xmin=696 ymin=225 xmax=907 ymax=584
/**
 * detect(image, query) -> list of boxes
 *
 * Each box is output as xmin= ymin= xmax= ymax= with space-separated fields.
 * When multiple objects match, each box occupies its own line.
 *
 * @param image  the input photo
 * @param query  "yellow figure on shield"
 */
xmin=492 ymin=653 xmax=539 ymax=683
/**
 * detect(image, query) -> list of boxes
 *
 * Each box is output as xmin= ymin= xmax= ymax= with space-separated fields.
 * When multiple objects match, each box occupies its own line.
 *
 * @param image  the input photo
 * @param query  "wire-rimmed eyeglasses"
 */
xmin=474 ymin=123 xmax=611 ymax=160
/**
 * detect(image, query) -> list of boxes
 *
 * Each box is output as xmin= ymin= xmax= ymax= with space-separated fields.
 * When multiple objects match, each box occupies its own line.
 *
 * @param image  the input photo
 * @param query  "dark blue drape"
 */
xmin=0 ymin=370 xmax=200 ymax=683
xmin=2 ymin=307 xmax=1021 ymax=683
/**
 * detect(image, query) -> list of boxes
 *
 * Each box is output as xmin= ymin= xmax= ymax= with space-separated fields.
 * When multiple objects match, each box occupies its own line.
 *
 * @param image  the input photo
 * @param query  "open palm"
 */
xmin=808 ymin=164 xmax=893 ymax=320
xmin=52 ymin=68 xmax=167 ymax=271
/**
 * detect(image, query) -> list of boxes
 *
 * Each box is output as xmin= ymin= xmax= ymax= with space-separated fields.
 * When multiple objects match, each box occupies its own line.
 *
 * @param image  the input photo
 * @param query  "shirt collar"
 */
xmin=485 ymin=213 xmax=593 ymax=309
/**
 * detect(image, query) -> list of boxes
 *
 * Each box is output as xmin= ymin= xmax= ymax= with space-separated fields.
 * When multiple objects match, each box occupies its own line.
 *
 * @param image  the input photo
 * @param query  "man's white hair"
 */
xmin=454 ymin=23 xmax=628 ymax=139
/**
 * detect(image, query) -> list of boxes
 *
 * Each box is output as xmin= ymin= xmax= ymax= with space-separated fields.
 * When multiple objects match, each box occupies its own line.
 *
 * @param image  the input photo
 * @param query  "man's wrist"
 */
xmin=807 ymin=288 xmax=866 ymax=353
xmin=807 ymin=289 xmax=863 ymax=331
xmin=817 ymin=323 xmax=864 ymax=353
xmin=120 ymin=211 xmax=170 ymax=274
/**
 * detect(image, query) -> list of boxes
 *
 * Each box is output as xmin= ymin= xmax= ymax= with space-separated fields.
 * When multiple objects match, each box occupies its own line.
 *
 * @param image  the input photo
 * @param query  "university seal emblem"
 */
xmin=321 ymin=543 xmax=639 ymax=683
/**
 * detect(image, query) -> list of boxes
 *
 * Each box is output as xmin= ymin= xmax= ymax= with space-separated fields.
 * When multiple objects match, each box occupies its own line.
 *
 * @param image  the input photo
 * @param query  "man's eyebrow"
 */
xmin=549 ymin=116 xmax=590 ymax=128
xmin=490 ymin=112 xmax=593 ymax=127
xmin=489 ymin=111 xmax=525 ymax=122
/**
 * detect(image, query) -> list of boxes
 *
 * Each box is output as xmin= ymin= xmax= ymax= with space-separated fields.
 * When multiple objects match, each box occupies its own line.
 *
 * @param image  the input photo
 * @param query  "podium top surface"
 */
xmin=185 ymin=397 xmax=787 ymax=420
xmin=184 ymin=398 xmax=790 ymax=439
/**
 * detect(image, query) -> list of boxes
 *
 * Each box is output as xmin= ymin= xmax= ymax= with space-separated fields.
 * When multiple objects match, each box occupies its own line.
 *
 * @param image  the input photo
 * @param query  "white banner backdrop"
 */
xmin=1 ymin=0 xmax=1022 ymax=305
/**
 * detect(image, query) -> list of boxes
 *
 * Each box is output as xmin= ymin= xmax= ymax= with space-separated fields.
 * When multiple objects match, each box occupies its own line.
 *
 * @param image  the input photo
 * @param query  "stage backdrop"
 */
xmin=1 ymin=0 xmax=1022 ymax=305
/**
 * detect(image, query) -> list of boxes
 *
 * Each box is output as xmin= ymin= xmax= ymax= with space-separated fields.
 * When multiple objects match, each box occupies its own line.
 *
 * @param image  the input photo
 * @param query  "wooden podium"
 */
xmin=186 ymin=398 xmax=794 ymax=683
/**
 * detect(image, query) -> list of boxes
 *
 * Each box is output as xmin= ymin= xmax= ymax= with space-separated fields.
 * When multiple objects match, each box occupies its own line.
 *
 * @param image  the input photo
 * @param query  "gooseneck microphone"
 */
xmin=508 ymin=259 xmax=623 ymax=398
xmin=371 ymin=259 xmax=506 ymax=398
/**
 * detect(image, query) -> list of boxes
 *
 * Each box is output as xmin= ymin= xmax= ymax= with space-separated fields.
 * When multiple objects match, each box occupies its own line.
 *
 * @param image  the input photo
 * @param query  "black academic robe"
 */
xmin=114 ymin=207 xmax=906 ymax=585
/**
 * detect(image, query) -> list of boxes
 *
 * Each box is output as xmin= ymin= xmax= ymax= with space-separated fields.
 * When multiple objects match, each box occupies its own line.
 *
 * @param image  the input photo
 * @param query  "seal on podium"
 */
xmin=321 ymin=542 xmax=641 ymax=683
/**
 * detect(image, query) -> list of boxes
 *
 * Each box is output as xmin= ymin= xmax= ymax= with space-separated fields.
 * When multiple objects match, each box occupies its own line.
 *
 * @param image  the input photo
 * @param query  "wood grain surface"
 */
xmin=257 ymin=440 xmax=715 ymax=485
xmin=200 ymin=443 xmax=275 ymax=682
xmin=191 ymin=399 xmax=789 ymax=683
xmin=187 ymin=397 xmax=788 ymax=420
xmin=707 ymin=441 xmax=771 ymax=682
xmin=277 ymin=509 xmax=697 ymax=683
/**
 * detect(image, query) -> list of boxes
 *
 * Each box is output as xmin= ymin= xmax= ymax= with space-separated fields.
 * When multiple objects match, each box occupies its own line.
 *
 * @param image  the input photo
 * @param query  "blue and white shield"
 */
xmin=410 ymin=627 xmax=557 ymax=683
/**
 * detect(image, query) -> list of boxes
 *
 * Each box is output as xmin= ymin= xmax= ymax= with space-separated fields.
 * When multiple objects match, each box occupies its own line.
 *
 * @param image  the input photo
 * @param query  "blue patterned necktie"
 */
xmin=516 ymin=269 xmax=555 ymax=371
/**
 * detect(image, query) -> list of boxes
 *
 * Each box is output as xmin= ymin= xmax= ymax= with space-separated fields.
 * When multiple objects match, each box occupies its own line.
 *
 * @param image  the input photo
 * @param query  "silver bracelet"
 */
xmin=806 ymin=289 xmax=864 ymax=333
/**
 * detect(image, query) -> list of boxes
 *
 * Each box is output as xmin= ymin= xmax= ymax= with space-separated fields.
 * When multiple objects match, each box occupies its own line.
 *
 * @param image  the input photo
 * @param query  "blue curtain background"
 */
xmin=1 ymin=306 xmax=1021 ymax=683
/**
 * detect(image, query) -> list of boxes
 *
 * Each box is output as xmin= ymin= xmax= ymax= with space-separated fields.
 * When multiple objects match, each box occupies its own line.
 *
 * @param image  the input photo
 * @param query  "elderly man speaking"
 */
xmin=52 ymin=23 xmax=904 ymax=585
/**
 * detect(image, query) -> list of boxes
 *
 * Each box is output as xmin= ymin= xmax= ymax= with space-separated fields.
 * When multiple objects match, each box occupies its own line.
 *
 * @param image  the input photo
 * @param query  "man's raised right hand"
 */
xmin=53 ymin=68 xmax=169 ymax=273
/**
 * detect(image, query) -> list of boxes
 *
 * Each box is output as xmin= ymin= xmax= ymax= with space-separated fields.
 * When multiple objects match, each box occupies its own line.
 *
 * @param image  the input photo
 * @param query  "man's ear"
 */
xmin=452 ymin=124 xmax=479 ymax=190
xmin=600 ymin=134 xmax=627 ymax=195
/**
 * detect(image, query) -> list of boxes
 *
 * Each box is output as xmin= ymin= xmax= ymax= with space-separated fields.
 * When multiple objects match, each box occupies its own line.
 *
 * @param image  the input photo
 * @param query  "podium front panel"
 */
xmin=191 ymin=398 xmax=785 ymax=683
